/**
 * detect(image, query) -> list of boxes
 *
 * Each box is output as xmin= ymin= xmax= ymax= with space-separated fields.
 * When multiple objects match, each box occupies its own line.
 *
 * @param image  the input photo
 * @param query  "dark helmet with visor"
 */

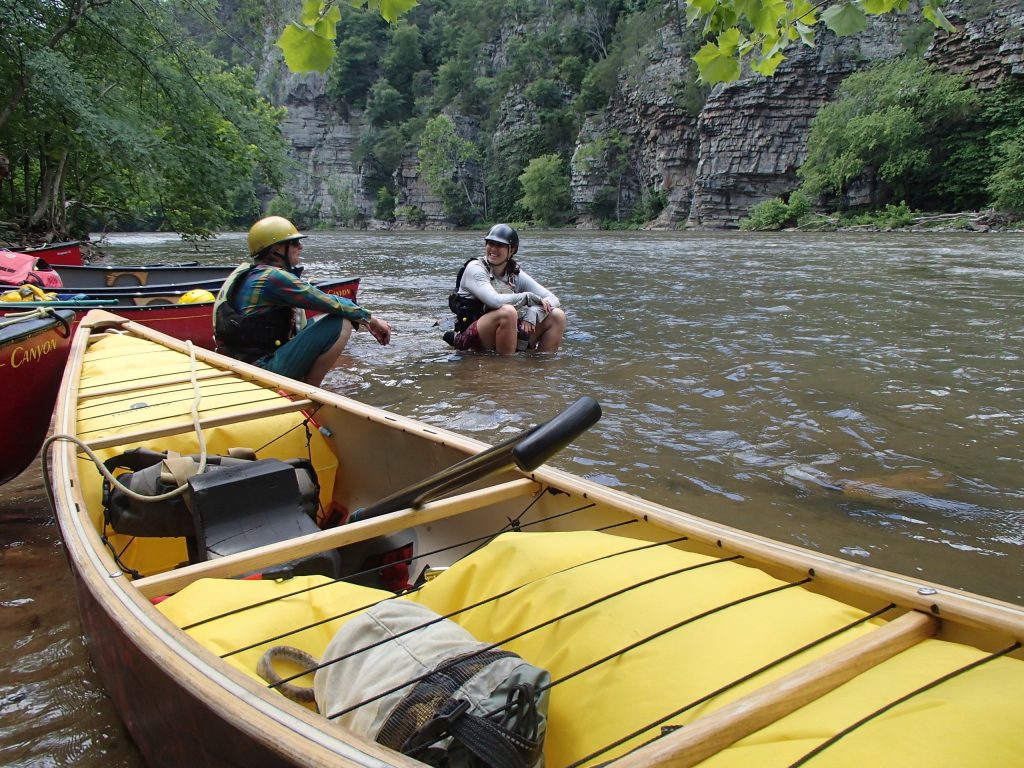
xmin=485 ymin=223 xmax=519 ymax=252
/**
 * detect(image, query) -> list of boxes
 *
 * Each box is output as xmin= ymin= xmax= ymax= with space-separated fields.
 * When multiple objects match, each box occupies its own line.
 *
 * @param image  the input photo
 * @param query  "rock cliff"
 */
xmin=262 ymin=2 xmax=1023 ymax=229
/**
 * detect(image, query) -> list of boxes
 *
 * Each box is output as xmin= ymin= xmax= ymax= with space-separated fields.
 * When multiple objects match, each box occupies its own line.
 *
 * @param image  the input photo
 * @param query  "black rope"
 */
xmin=268 ymin=535 xmax=692 ymax=689
xmin=595 ymin=519 xmax=639 ymax=533
xmin=99 ymin=531 xmax=143 ymax=581
xmin=463 ymin=488 xmax=560 ymax=554
xmin=566 ymin=602 xmax=899 ymax=768
xmin=326 ymin=555 xmax=742 ymax=721
xmin=788 ymin=641 xmax=1023 ymax=767
xmin=76 ymin=375 xmax=252 ymax=417
xmin=252 ymin=402 xmax=326 ymax=454
xmin=404 ymin=573 xmax=820 ymax=763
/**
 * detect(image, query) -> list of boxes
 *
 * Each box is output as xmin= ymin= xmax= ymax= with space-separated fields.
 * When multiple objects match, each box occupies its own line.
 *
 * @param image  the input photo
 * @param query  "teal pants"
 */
xmin=256 ymin=315 xmax=347 ymax=381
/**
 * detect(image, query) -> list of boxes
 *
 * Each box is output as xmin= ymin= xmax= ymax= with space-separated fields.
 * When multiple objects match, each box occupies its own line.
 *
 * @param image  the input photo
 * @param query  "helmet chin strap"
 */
xmin=265 ymin=242 xmax=303 ymax=277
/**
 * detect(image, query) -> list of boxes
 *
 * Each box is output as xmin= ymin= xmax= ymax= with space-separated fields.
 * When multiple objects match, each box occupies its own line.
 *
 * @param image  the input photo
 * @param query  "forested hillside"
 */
xmin=2 ymin=0 xmax=1021 ymax=242
xmin=248 ymin=0 xmax=1023 ymax=230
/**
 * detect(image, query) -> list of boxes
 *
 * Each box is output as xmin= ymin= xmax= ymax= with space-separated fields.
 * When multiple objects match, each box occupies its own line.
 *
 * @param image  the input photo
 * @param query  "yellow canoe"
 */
xmin=46 ymin=310 xmax=1024 ymax=767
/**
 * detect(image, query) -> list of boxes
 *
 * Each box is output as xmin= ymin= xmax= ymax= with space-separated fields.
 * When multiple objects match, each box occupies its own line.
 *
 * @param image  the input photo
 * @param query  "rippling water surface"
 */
xmin=1 ymin=229 xmax=1021 ymax=764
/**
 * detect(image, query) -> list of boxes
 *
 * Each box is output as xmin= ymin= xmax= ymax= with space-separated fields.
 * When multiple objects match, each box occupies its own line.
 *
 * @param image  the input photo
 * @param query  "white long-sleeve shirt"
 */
xmin=457 ymin=257 xmax=561 ymax=325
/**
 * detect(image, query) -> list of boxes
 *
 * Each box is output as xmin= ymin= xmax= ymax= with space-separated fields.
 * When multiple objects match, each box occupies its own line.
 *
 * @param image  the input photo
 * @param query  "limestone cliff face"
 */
xmin=263 ymin=2 xmax=1023 ymax=230
xmin=926 ymin=3 xmax=1024 ymax=87
xmin=686 ymin=22 xmax=909 ymax=228
xmin=582 ymin=2 xmax=1023 ymax=229
xmin=571 ymin=34 xmax=700 ymax=229
xmin=257 ymin=49 xmax=376 ymax=224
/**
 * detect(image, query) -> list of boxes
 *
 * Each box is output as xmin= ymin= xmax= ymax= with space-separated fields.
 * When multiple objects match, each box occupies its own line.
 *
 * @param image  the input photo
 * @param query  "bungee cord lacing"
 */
xmin=325 ymin=554 xmax=748 ymax=722
xmin=786 ymin=641 xmax=1022 ymax=768
xmin=186 ymin=496 xmax=604 ymax=637
xmin=262 ymin=534 xmax=692 ymax=689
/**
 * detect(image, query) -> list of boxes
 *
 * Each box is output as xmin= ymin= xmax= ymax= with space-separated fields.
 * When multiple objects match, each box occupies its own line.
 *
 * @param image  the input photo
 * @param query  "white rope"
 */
xmin=0 ymin=305 xmax=57 ymax=330
xmin=43 ymin=339 xmax=209 ymax=503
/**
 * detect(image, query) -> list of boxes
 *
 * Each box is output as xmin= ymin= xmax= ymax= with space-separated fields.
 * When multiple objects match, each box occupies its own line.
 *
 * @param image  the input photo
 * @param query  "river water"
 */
xmin=1 ymin=229 xmax=1021 ymax=765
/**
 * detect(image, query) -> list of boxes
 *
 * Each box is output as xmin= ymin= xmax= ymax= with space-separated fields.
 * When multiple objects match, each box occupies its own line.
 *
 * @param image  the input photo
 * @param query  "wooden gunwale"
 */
xmin=51 ymin=313 xmax=422 ymax=768
xmin=614 ymin=610 xmax=939 ymax=768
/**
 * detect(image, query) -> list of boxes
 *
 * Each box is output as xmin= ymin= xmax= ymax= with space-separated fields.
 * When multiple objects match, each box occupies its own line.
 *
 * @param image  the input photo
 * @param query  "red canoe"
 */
xmin=1 ymin=277 xmax=360 ymax=351
xmin=0 ymin=308 xmax=76 ymax=484
xmin=19 ymin=241 xmax=84 ymax=266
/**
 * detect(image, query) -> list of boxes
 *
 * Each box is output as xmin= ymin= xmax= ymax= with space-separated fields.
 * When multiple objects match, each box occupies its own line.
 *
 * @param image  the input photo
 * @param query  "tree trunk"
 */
xmin=29 ymin=149 xmax=69 ymax=236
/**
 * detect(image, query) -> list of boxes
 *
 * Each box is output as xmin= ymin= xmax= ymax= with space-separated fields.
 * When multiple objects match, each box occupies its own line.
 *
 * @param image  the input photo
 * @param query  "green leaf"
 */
xmin=860 ymin=0 xmax=896 ymax=14
xmin=300 ymin=0 xmax=323 ymax=26
xmin=821 ymin=3 xmax=868 ymax=35
xmin=742 ymin=0 xmax=787 ymax=35
xmin=694 ymin=35 xmax=742 ymax=84
xmin=923 ymin=2 xmax=955 ymax=32
xmin=276 ymin=23 xmax=336 ymax=72
xmin=795 ymin=22 xmax=816 ymax=47
xmin=314 ymin=17 xmax=337 ymax=40
xmin=760 ymin=31 xmax=783 ymax=58
xmin=378 ymin=0 xmax=418 ymax=23
xmin=686 ymin=0 xmax=719 ymax=15
xmin=753 ymin=53 xmax=786 ymax=76
xmin=789 ymin=0 xmax=819 ymax=25
xmin=716 ymin=26 xmax=744 ymax=56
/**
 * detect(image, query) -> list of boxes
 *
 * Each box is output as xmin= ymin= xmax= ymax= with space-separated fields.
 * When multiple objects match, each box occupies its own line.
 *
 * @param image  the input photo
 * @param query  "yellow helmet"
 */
xmin=247 ymin=215 xmax=305 ymax=256
xmin=178 ymin=289 xmax=216 ymax=304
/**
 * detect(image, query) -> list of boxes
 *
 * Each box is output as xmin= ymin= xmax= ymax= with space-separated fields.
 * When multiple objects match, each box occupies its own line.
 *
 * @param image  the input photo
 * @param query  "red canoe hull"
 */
xmin=21 ymin=241 xmax=84 ymax=266
xmin=1 ymin=277 xmax=360 ymax=352
xmin=54 ymin=263 xmax=235 ymax=289
xmin=0 ymin=310 xmax=76 ymax=484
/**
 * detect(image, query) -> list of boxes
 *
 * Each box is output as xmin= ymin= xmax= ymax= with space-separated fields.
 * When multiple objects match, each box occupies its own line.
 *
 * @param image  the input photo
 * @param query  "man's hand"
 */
xmin=366 ymin=317 xmax=392 ymax=345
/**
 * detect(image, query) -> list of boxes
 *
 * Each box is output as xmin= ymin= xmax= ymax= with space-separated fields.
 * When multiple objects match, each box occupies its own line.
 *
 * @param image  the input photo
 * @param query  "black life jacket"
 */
xmin=214 ymin=264 xmax=295 ymax=363
xmin=447 ymin=258 xmax=485 ymax=332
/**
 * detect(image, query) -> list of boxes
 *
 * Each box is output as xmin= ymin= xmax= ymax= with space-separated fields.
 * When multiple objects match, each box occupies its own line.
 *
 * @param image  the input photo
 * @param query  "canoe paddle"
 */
xmin=349 ymin=396 xmax=602 ymax=522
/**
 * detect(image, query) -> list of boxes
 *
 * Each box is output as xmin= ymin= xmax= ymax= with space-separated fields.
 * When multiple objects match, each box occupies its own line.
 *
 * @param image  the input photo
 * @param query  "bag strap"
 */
xmin=102 ymin=447 xmax=172 ymax=474
xmin=402 ymin=685 xmax=542 ymax=768
xmin=159 ymin=456 xmax=199 ymax=487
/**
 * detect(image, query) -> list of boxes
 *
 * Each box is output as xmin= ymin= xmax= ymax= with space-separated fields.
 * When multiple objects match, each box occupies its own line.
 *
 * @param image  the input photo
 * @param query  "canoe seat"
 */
xmin=187 ymin=458 xmax=342 ymax=579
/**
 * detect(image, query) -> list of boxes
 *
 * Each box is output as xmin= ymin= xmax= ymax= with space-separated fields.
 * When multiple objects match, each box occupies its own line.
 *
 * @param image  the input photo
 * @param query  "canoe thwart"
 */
xmin=134 ymin=477 xmax=541 ymax=598
xmin=616 ymin=610 xmax=940 ymax=768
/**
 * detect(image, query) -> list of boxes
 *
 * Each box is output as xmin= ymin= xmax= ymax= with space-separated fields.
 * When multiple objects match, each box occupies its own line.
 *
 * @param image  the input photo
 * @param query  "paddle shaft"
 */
xmin=349 ymin=396 xmax=601 ymax=522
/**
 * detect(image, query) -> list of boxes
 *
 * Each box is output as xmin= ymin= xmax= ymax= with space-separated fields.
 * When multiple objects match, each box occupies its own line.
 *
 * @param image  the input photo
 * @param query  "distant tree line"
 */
xmin=261 ymin=0 xmax=1021 ymax=230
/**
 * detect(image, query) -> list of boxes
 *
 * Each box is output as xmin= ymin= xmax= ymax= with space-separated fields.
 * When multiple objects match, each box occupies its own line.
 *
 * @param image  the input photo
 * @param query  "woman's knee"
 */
xmin=495 ymin=304 xmax=518 ymax=323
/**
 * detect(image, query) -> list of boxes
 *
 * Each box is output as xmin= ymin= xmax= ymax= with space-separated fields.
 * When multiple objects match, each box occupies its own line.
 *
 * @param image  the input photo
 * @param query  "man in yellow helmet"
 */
xmin=214 ymin=215 xmax=391 ymax=386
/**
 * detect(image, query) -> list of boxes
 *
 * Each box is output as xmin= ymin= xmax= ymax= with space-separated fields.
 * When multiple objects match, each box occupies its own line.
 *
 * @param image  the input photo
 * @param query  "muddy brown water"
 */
xmin=2 ymin=229 xmax=1021 ymax=764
